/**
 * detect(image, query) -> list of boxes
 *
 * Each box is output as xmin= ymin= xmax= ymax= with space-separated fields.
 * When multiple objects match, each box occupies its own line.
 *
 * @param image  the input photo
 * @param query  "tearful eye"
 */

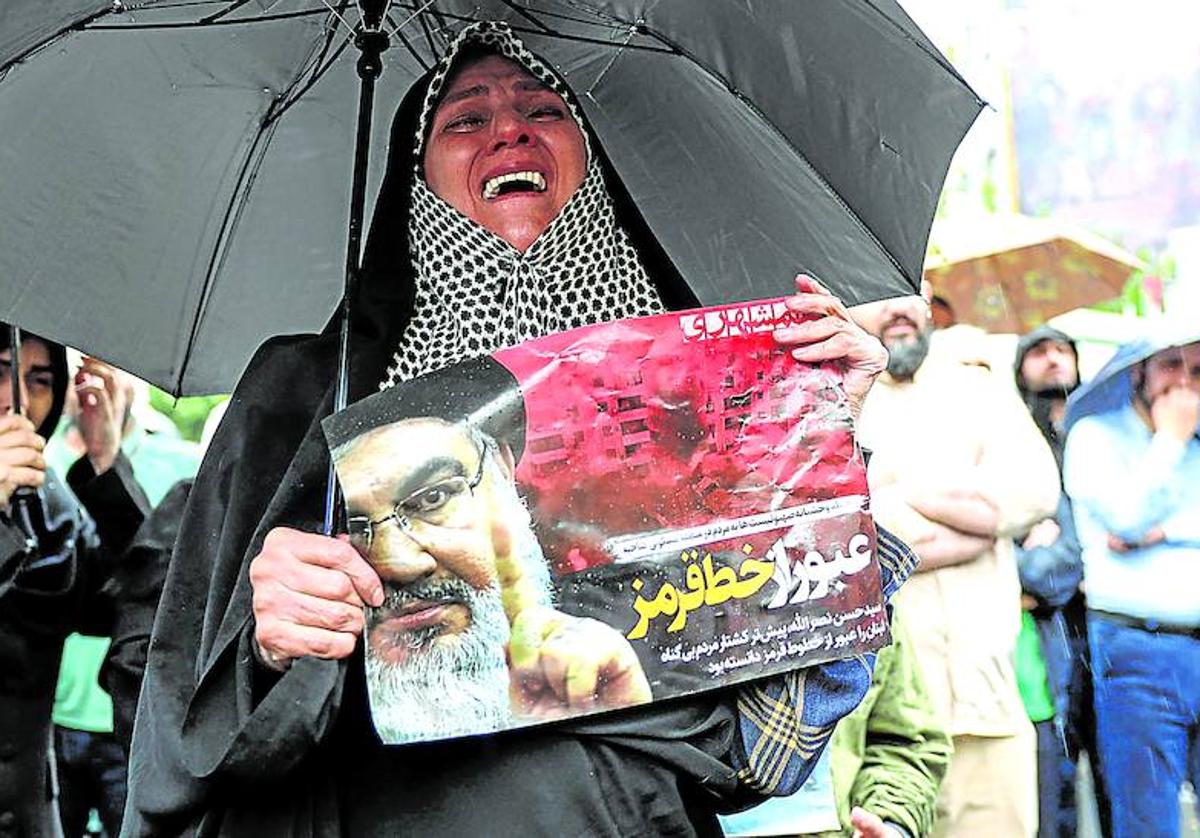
xmin=444 ymin=113 xmax=486 ymax=132
xmin=528 ymin=105 xmax=564 ymax=121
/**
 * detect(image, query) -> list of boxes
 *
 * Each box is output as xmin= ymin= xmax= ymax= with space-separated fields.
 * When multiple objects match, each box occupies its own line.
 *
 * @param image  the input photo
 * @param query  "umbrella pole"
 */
xmin=322 ymin=8 xmax=391 ymax=537
xmin=7 ymin=325 xmax=40 ymax=552
xmin=8 ymin=326 xmax=22 ymax=420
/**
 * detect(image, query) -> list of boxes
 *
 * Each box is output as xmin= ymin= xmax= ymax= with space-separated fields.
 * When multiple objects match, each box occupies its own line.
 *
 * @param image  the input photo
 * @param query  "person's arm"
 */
xmin=906 ymin=488 xmax=998 ymax=537
xmin=962 ymin=374 xmax=1060 ymax=539
xmin=868 ymin=484 xmax=992 ymax=573
xmin=1064 ymin=415 xmax=1192 ymax=545
xmin=847 ymin=609 xmax=951 ymax=838
xmin=101 ymin=479 xmax=193 ymax=757
xmin=905 ymin=522 xmax=994 ymax=572
xmin=729 ymin=527 xmax=920 ymax=798
xmin=1015 ymin=495 xmax=1083 ymax=609
xmin=66 ymin=452 xmax=150 ymax=558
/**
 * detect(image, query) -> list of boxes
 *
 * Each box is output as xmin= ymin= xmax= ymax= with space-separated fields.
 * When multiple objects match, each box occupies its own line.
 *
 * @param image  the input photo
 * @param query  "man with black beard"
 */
xmin=851 ymin=293 xmax=1060 ymax=837
xmin=328 ymin=416 xmax=651 ymax=744
xmin=1013 ymin=326 xmax=1108 ymax=838
xmin=1015 ymin=327 xmax=1079 ymax=468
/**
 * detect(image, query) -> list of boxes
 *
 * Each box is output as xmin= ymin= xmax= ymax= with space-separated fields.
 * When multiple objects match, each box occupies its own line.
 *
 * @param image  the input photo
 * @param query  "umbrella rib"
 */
xmin=178 ymin=18 xmax=344 ymax=392
xmin=198 ymin=0 xmax=256 ymax=24
xmin=0 ymin=5 xmax=120 ymax=76
xmin=86 ymin=7 xmax=332 ymax=30
xmin=416 ymin=10 xmax=442 ymax=58
xmin=496 ymin=0 xmax=557 ymax=34
xmin=860 ymin=0 xmax=983 ymax=102
xmin=623 ymin=14 xmax=915 ymax=284
xmin=316 ymin=0 xmax=357 ymax=36
xmin=387 ymin=21 xmax=433 ymax=71
xmin=397 ymin=7 xmax=672 ymax=55
xmin=267 ymin=27 xmax=354 ymax=123
xmin=387 ymin=0 xmax=440 ymax=39
xmin=493 ymin=1 xmax=650 ymax=48
xmin=178 ymin=117 xmax=282 ymax=395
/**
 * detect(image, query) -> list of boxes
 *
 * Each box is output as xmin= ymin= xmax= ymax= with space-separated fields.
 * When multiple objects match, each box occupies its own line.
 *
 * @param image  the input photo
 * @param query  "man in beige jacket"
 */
xmin=852 ymin=294 xmax=1060 ymax=837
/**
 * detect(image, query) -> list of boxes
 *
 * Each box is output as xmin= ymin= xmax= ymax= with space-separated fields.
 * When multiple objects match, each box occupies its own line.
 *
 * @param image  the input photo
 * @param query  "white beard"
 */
xmin=365 ymin=469 xmax=552 ymax=744
xmin=366 ymin=581 xmax=512 ymax=744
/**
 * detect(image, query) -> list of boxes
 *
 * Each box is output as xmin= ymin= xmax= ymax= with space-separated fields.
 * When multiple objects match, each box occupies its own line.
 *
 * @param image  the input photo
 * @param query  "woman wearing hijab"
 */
xmin=124 ymin=23 xmax=909 ymax=836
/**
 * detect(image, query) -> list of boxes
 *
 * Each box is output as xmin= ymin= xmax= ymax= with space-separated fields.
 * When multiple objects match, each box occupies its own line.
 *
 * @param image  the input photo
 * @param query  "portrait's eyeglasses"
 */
xmin=346 ymin=439 xmax=488 ymax=553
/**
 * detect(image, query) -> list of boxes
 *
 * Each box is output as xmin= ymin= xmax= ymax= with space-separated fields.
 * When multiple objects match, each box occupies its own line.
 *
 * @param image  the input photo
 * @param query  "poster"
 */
xmin=323 ymin=298 xmax=889 ymax=744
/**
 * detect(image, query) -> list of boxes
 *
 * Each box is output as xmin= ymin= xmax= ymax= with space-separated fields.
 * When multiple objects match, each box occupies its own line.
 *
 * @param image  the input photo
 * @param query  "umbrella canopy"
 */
xmin=924 ymin=213 xmax=1143 ymax=334
xmin=1063 ymin=322 xmax=1200 ymax=437
xmin=0 ymin=0 xmax=982 ymax=395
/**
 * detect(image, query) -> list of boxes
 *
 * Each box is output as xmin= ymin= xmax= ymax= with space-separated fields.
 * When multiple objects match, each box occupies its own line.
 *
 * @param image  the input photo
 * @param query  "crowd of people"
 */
xmin=1 ymin=19 xmax=1197 ymax=838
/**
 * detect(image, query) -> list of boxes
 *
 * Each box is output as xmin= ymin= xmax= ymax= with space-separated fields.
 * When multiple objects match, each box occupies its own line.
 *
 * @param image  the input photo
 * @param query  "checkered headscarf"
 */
xmin=381 ymin=22 xmax=664 ymax=388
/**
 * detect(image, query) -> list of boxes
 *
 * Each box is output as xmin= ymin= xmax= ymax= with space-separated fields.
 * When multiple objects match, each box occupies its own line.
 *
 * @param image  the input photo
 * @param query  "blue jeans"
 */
xmin=1089 ymin=617 xmax=1200 ymax=838
xmin=1034 ymin=718 xmax=1076 ymax=838
xmin=54 ymin=727 xmax=126 ymax=837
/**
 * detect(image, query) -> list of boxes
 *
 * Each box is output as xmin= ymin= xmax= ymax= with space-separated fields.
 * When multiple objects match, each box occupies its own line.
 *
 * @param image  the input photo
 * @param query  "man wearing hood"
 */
xmin=1064 ymin=339 xmax=1200 ymax=838
xmin=1015 ymin=326 xmax=1079 ymax=469
xmin=1012 ymin=326 xmax=1104 ymax=838
xmin=124 ymin=22 xmax=915 ymax=837
xmin=0 ymin=326 xmax=149 ymax=837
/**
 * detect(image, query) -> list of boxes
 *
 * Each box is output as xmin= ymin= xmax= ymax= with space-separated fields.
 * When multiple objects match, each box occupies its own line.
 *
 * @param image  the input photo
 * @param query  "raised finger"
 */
xmin=410 ymin=518 xmax=538 ymax=625
xmin=549 ymin=637 xmax=601 ymax=707
xmin=508 ymin=607 xmax=558 ymax=673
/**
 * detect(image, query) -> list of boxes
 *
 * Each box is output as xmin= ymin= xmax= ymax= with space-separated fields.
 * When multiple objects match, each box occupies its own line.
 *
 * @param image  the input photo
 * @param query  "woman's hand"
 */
xmin=774 ymin=274 xmax=888 ymax=422
xmin=249 ymin=527 xmax=385 ymax=671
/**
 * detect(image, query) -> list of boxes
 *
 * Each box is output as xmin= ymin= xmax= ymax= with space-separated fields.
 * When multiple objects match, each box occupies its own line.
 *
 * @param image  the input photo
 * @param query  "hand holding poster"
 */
xmin=323 ymin=297 xmax=889 ymax=744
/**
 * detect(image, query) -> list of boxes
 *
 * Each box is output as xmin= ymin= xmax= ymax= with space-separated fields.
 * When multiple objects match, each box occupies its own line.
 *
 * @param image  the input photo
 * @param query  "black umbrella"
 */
xmin=0 ymin=0 xmax=982 ymax=398
xmin=0 ymin=0 xmax=982 ymax=530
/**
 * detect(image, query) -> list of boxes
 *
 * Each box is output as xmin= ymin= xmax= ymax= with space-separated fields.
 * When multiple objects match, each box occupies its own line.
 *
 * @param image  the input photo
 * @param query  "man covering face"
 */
xmin=1132 ymin=341 xmax=1200 ymax=418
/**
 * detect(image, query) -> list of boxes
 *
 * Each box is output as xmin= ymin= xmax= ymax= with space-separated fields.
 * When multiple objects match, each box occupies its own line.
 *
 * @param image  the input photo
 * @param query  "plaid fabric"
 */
xmin=732 ymin=526 xmax=918 ymax=795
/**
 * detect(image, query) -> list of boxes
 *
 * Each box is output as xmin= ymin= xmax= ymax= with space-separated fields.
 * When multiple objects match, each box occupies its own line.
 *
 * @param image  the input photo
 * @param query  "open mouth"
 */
xmin=482 ymin=170 xmax=547 ymax=200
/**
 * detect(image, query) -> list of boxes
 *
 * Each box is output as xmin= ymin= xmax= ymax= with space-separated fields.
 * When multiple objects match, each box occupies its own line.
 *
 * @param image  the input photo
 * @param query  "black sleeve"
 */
xmin=66 ymin=452 xmax=152 ymax=558
xmin=101 ymin=479 xmax=193 ymax=756
xmin=61 ymin=452 xmax=151 ymax=637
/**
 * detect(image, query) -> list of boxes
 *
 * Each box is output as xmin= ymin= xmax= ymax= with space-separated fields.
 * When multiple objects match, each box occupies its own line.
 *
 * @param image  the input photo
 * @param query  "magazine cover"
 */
xmin=322 ymin=298 xmax=889 ymax=744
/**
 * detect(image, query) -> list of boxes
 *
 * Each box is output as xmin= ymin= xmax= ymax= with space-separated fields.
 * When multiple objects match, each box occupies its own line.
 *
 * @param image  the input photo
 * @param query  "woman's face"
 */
xmin=423 ymin=54 xmax=587 ymax=253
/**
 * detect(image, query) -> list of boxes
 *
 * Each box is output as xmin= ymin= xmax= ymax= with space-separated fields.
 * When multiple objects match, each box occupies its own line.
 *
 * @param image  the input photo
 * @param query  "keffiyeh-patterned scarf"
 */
xmin=381 ymin=22 xmax=664 ymax=388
